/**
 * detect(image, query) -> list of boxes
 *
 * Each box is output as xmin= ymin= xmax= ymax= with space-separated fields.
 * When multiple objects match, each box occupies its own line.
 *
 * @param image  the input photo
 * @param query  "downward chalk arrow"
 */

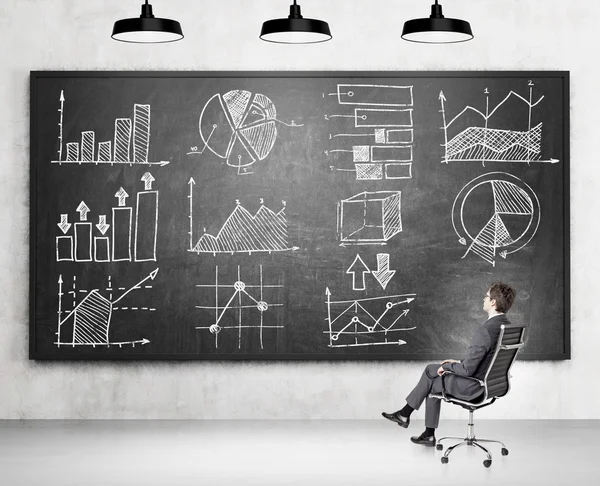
xmin=346 ymin=254 xmax=370 ymax=291
xmin=76 ymin=202 xmax=90 ymax=221
xmin=96 ymin=215 xmax=110 ymax=235
xmin=372 ymin=253 xmax=396 ymax=290
xmin=57 ymin=214 xmax=71 ymax=234
xmin=115 ymin=187 xmax=129 ymax=207
xmin=141 ymin=172 xmax=155 ymax=190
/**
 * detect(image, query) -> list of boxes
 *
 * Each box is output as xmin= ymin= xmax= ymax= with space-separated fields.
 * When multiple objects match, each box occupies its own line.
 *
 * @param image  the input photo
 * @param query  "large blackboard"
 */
xmin=30 ymin=71 xmax=569 ymax=360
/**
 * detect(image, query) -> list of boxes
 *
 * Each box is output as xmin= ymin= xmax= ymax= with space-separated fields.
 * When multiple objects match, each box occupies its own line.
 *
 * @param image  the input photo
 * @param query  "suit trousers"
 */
xmin=405 ymin=363 xmax=445 ymax=429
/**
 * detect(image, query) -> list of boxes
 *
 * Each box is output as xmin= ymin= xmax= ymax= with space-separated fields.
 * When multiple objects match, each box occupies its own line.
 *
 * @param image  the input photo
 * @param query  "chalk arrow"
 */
xmin=96 ymin=215 xmax=110 ymax=235
xmin=458 ymin=237 xmax=467 ymax=245
xmin=500 ymin=251 xmax=507 ymax=259
xmin=76 ymin=202 xmax=90 ymax=221
xmin=115 ymin=187 xmax=129 ymax=207
xmin=57 ymin=214 xmax=71 ymax=234
xmin=141 ymin=172 xmax=155 ymax=190
xmin=372 ymin=253 xmax=396 ymax=290
xmin=141 ymin=338 xmax=150 ymax=345
xmin=346 ymin=254 xmax=371 ymax=291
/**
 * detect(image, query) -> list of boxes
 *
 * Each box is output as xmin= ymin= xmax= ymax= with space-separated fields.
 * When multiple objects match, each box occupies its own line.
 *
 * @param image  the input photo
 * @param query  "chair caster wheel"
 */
xmin=441 ymin=457 xmax=449 ymax=464
xmin=501 ymin=448 xmax=509 ymax=456
xmin=483 ymin=460 xmax=492 ymax=468
xmin=436 ymin=444 xmax=443 ymax=451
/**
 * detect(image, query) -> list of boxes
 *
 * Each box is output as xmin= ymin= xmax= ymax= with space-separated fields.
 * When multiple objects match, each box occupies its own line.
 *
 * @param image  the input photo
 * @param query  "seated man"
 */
xmin=382 ymin=282 xmax=516 ymax=447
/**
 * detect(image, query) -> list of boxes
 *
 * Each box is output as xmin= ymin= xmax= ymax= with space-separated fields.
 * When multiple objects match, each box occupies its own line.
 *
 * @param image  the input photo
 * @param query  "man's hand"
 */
xmin=437 ymin=366 xmax=445 ymax=376
xmin=441 ymin=359 xmax=460 ymax=365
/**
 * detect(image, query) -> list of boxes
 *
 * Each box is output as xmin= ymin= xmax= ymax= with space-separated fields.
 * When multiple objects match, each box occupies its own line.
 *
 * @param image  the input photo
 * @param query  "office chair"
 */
xmin=430 ymin=324 xmax=525 ymax=468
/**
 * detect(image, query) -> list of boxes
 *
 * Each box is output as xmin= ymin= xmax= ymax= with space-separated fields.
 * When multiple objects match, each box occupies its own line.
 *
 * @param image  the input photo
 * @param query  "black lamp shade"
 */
xmin=112 ymin=2 xmax=183 ymax=44
xmin=402 ymin=1 xmax=473 ymax=44
xmin=260 ymin=2 xmax=332 ymax=44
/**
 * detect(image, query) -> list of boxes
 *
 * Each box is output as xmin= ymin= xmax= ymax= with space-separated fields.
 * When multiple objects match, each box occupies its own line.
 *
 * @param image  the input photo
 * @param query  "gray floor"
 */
xmin=0 ymin=419 xmax=597 ymax=485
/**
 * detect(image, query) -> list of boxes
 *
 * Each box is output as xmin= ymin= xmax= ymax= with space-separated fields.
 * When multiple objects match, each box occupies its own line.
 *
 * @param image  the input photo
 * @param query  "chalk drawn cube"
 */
xmin=340 ymin=191 xmax=402 ymax=243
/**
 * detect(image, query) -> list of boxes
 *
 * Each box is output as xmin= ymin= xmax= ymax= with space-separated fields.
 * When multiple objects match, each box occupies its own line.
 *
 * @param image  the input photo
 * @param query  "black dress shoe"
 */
xmin=410 ymin=432 xmax=436 ymax=447
xmin=381 ymin=411 xmax=410 ymax=428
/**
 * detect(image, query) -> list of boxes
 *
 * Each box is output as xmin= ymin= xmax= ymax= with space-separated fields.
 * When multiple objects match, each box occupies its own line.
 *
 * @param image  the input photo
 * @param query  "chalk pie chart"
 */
xmin=452 ymin=172 xmax=540 ymax=263
xmin=199 ymin=90 xmax=278 ymax=170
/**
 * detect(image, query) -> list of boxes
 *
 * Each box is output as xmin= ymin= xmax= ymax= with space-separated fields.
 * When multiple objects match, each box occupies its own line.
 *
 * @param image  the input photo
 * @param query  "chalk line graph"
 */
xmin=325 ymin=288 xmax=416 ymax=348
xmin=55 ymin=268 xmax=158 ymax=348
xmin=439 ymin=81 xmax=559 ymax=165
xmin=195 ymin=265 xmax=284 ymax=350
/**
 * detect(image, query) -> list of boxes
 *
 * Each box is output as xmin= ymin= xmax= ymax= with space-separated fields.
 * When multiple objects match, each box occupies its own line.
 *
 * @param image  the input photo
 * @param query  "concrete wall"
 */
xmin=0 ymin=0 xmax=596 ymax=419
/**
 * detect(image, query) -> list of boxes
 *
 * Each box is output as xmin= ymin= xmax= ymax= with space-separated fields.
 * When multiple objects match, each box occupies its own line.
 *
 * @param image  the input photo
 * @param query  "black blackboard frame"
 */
xmin=30 ymin=71 xmax=570 ymax=361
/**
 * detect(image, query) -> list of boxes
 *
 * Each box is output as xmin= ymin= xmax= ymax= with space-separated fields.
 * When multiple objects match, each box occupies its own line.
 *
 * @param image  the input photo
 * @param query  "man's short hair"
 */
xmin=489 ymin=282 xmax=516 ymax=313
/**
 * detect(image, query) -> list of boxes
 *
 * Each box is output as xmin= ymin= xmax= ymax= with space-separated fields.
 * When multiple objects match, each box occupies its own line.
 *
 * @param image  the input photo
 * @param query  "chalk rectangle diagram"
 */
xmin=355 ymin=109 xmax=413 ymax=128
xmin=74 ymin=222 xmax=92 ymax=262
xmin=386 ymin=129 xmax=413 ymax=144
xmin=81 ymin=131 xmax=95 ymax=162
xmin=133 ymin=104 xmax=150 ymax=164
xmin=355 ymin=164 xmax=384 ymax=180
xmin=371 ymin=145 xmax=413 ymax=162
xmin=340 ymin=191 xmax=402 ymax=243
xmin=385 ymin=163 xmax=413 ymax=180
xmin=336 ymin=84 xmax=414 ymax=107
xmin=98 ymin=141 xmax=112 ymax=162
xmin=56 ymin=235 xmax=74 ymax=261
xmin=94 ymin=237 xmax=110 ymax=262
xmin=114 ymin=118 xmax=132 ymax=162
xmin=112 ymin=207 xmax=132 ymax=262
xmin=66 ymin=142 xmax=79 ymax=162
xmin=134 ymin=191 xmax=158 ymax=262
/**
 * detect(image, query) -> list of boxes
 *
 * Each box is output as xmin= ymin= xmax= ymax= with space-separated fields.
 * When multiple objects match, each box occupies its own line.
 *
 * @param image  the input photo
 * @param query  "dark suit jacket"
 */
xmin=440 ymin=314 xmax=511 ymax=400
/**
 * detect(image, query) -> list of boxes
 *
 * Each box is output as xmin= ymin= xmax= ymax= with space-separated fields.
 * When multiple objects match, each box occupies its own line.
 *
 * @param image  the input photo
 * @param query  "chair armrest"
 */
xmin=441 ymin=370 xmax=485 ymax=387
xmin=438 ymin=371 xmax=484 ymax=400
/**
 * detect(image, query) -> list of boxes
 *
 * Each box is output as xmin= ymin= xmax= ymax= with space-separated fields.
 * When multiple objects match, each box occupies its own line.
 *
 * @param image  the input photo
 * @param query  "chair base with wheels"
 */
xmin=429 ymin=324 xmax=525 ymax=468
xmin=435 ymin=408 xmax=508 ymax=468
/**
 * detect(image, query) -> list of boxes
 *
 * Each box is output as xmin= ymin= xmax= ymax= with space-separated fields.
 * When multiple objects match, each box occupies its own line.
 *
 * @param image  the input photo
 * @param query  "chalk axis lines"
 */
xmin=195 ymin=266 xmax=284 ymax=350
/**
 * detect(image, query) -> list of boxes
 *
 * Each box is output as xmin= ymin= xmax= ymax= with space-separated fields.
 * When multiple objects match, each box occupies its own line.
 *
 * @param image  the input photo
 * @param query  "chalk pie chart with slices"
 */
xmin=199 ymin=90 xmax=278 ymax=172
xmin=451 ymin=172 xmax=540 ymax=266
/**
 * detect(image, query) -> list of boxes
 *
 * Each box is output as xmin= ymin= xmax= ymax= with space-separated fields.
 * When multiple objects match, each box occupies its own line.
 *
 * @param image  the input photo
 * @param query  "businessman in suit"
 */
xmin=382 ymin=282 xmax=516 ymax=447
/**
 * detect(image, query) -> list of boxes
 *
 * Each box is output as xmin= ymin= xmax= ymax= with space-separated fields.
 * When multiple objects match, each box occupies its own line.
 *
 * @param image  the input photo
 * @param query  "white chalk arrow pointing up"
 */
xmin=76 ymin=202 xmax=90 ymax=221
xmin=96 ymin=215 xmax=110 ymax=235
xmin=346 ymin=254 xmax=370 ymax=291
xmin=57 ymin=214 xmax=71 ymax=234
xmin=372 ymin=253 xmax=396 ymax=290
xmin=115 ymin=187 xmax=129 ymax=207
xmin=141 ymin=172 xmax=155 ymax=190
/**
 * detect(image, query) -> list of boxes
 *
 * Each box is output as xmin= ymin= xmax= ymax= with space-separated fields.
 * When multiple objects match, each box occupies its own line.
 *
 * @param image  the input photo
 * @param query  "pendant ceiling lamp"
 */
xmin=402 ymin=1 xmax=473 ymax=44
xmin=112 ymin=1 xmax=184 ymax=43
xmin=260 ymin=1 xmax=332 ymax=44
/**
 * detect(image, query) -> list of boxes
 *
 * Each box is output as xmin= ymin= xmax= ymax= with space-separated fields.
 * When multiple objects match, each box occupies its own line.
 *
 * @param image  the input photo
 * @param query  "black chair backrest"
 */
xmin=482 ymin=324 xmax=526 ymax=400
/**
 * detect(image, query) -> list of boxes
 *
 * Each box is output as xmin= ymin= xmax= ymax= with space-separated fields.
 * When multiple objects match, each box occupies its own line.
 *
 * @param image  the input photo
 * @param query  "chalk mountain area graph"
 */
xmin=191 ymin=203 xmax=290 ymax=254
xmin=446 ymin=122 xmax=542 ymax=162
